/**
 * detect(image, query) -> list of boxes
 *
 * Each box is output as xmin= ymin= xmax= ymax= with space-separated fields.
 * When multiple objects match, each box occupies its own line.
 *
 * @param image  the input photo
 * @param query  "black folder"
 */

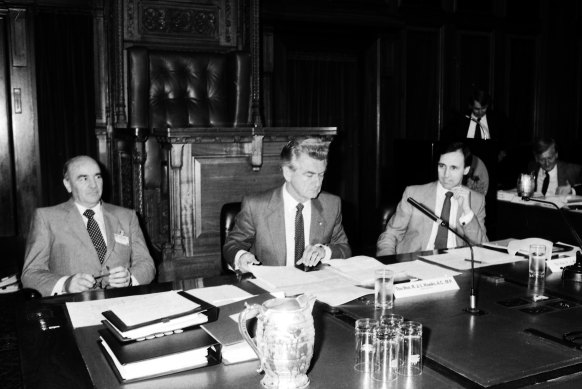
xmin=98 ymin=326 xmax=221 ymax=383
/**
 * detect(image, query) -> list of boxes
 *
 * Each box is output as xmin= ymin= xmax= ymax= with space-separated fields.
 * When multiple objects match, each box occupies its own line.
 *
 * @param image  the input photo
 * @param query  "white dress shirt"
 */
xmin=466 ymin=114 xmax=491 ymax=140
xmin=536 ymin=165 xmax=558 ymax=195
xmin=426 ymin=183 xmax=474 ymax=250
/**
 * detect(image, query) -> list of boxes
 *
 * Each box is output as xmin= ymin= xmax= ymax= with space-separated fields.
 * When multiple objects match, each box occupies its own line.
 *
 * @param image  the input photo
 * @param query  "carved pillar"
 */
xmin=132 ymin=128 xmax=148 ymax=216
xmin=168 ymin=143 xmax=185 ymax=259
xmin=250 ymin=0 xmax=262 ymax=128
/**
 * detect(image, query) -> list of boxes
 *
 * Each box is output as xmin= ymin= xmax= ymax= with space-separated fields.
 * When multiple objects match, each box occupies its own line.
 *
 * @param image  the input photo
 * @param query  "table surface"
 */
xmin=17 ymin=252 xmax=582 ymax=389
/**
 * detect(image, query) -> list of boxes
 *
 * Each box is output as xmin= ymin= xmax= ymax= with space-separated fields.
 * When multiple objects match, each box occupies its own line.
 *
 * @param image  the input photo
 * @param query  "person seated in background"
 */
xmin=22 ymin=155 xmax=156 ymax=296
xmin=527 ymin=137 xmax=582 ymax=196
xmin=376 ymin=141 xmax=488 ymax=256
xmin=463 ymin=153 xmax=489 ymax=196
xmin=223 ymin=137 xmax=351 ymax=273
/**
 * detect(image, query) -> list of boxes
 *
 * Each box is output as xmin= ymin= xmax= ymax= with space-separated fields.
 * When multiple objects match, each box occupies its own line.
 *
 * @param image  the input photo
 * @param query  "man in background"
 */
xmin=224 ymin=137 xmax=351 ymax=273
xmin=377 ymin=141 xmax=488 ymax=256
xmin=22 ymin=155 xmax=156 ymax=296
xmin=528 ymin=137 xmax=582 ymax=196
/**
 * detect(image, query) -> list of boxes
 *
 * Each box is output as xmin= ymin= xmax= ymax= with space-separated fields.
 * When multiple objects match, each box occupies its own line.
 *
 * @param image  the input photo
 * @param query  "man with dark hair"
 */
xmin=527 ymin=137 xmax=582 ymax=196
xmin=377 ymin=142 xmax=488 ymax=256
xmin=224 ymin=137 xmax=351 ymax=273
xmin=22 ymin=155 xmax=156 ymax=296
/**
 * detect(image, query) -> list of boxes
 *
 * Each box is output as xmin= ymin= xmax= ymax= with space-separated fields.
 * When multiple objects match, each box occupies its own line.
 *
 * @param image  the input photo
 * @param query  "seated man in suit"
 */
xmin=22 ymin=155 xmax=156 ymax=296
xmin=527 ymin=137 xmax=582 ymax=196
xmin=224 ymin=137 xmax=351 ymax=273
xmin=377 ymin=141 xmax=488 ymax=256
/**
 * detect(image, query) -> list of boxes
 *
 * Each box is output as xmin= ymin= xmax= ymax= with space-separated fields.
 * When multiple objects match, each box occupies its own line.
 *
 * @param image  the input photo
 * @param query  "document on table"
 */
xmin=185 ymin=285 xmax=254 ymax=307
xmin=385 ymin=260 xmax=461 ymax=279
xmin=326 ymin=255 xmax=386 ymax=284
xmin=66 ymin=291 xmax=189 ymax=328
xmin=420 ymin=246 xmax=524 ymax=271
xmin=249 ymin=266 xmax=371 ymax=306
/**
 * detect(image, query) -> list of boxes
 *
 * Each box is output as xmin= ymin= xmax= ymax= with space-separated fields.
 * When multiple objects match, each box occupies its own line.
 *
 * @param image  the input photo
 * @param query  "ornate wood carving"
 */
xmin=125 ymin=0 xmax=237 ymax=48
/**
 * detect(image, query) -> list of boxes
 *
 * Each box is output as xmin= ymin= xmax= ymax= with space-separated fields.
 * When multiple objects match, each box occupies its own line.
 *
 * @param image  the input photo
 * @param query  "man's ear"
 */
xmin=463 ymin=166 xmax=471 ymax=176
xmin=63 ymin=178 xmax=72 ymax=193
xmin=282 ymin=165 xmax=292 ymax=182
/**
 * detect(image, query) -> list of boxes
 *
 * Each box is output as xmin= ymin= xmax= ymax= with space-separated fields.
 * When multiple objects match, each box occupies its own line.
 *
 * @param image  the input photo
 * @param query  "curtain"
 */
xmin=35 ymin=11 xmax=95 ymax=206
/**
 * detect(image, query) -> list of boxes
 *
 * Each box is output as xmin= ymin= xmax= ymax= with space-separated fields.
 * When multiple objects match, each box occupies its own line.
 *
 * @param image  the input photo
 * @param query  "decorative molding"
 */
xmin=141 ymin=6 xmax=217 ymax=37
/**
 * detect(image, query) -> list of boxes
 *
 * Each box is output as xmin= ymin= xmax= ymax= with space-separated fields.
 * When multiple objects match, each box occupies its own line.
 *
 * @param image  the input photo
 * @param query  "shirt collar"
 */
xmin=74 ymin=201 xmax=103 ymax=217
xmin=282 ymin=184 xmax=310 ymax=211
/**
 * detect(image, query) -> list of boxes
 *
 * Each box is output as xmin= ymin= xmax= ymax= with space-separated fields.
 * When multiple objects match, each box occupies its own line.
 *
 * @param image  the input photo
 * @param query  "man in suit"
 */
xmin=22 ymin=155 xmax=156 ymax=296
xmin=527 ymin=137 xmax=582 ymax=196
xmin=377 ymin=142 xmax=488 ymax=256
xmin=223 ymin=137 xmax=351 ymax=273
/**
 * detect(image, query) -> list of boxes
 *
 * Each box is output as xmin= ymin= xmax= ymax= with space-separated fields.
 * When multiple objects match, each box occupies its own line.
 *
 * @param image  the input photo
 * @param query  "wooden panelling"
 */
xmin=504 ymin=34 xmax=538 ymax=138
xmin=0 ymin=15 xmax=15 ymax=236
xmin=457 ymin=30 xmax=493 ymax=108
xmin=403 ymin=27 xmax=443 ymax=139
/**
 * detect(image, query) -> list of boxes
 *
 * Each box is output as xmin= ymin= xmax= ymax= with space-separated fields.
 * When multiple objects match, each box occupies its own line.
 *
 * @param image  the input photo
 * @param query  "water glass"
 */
xmin=380 ymin=313 xmax=404 ymax=328
xmin=354 ymin=318 xmax=378 ymax=372
xmin=374 ymin=269 xmax=394 ymax=309
xmin=372 ymin=324 xmax=402 ymax=382
xmin=529 ymin=244 xmax=547 ymax=278
xmin=398 ymin=321 xmax=423 ymax=376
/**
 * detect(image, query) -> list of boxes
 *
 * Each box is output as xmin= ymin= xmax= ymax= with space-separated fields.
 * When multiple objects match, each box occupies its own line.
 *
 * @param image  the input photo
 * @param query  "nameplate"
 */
xmin=547 ymin=256 xmax=577 ymax=273
xmin=394 ymin=276 xmax=459 ymax=299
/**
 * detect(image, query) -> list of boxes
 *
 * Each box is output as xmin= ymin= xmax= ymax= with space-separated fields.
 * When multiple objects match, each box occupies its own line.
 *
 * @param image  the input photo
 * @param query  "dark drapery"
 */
xmin=35 ymin=11 xmax=95 ymax=207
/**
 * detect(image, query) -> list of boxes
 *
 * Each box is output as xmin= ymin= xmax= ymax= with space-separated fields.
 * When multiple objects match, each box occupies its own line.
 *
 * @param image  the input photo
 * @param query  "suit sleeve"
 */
xmin=21 ymin=210 xmax=63 ymax=296
xmin=127 ymin=211 xmax=156 ymax=284
xmin=376 ymin=188 xmax=413 ymax=256
xmin=327 ymin=199 xmax=351 ymax=259
xmin=223 ymin=196 xmax=256 ymax=268
xmin=460 ymin=191 xmax=488 ymax=245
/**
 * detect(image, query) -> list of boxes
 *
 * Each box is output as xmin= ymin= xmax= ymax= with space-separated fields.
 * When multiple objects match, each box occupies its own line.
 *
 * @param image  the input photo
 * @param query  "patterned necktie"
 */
xmin=434 ymin=192 xmax=454 ymax=249
xmin=474 ymin=118 xmax=482 ymax=140
xmin=294 ymin=203 xmax=305 ymax=269
xmin=83 ymin=209 xmax=107 ymax=263
xmin=541 ymin=170 xmax=550 ymax=195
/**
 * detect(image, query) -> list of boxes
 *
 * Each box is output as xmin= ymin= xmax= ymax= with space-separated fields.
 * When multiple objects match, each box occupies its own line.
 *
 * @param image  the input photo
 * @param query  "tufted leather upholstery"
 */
xmin=220 ymin=202 xmax=241 ymax=274
xmin=128 ymin=47 xmax=251 ymax=129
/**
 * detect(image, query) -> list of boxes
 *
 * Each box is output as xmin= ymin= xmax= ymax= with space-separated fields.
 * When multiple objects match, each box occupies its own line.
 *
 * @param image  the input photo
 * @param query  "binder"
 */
xmin=101 ymin=291 xmax=218 ymax=342
xmin=98 ymin=327 xmax=221 ymax=383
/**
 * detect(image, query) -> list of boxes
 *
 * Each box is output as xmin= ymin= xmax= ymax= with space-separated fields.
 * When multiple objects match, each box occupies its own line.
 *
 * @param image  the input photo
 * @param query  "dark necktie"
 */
xmin=84 ymin=209 xmax=107 ymax=263
xmin=294 ymin=203 xmax=305 ymax=270
xmin=434 ymin=192 xmax=454 ymax=249
xmin=474 ymin=118 xmax=482 ymax=140
xmin=541 ymin=170 xmax=550 ymax=196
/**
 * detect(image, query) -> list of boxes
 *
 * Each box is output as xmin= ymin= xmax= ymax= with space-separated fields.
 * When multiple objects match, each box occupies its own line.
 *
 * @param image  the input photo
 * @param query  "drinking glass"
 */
xmin=529 ymin=244 xmax=547 ymax=278
xmin=374 ymin=269 xmax=394 ymax=309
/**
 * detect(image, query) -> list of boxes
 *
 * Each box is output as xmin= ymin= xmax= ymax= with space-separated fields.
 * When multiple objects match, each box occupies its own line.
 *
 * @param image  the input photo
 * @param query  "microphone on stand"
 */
xmin=407 ymin=197 xmax=485 ymax=315
xmin=521 ymin=196 xmax=582 ymax=282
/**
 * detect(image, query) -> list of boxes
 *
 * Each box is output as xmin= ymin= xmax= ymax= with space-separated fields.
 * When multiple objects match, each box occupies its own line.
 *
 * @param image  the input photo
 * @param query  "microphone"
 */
xmin=407 ymin=197 xmax=484 ymax=315
xmin=521 ymin=196 xmax=582 ymax=282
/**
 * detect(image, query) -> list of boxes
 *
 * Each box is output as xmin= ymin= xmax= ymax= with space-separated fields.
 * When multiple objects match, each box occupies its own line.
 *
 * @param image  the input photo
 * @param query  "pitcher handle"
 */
xmin=238 ymin=302 xmax=264 ymax=373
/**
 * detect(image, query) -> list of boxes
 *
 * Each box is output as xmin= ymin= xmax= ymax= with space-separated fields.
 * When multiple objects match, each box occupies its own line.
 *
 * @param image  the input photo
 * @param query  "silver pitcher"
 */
xmin=238 ymin=294 xmax=316 ymax=389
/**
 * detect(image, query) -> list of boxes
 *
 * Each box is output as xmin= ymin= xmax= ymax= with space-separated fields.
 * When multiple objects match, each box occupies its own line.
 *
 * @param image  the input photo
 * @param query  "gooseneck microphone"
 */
xmin=407 ymin=197 xmax=484 ymax=315
xmin=521 ymin=196 xmax=582 ymax=282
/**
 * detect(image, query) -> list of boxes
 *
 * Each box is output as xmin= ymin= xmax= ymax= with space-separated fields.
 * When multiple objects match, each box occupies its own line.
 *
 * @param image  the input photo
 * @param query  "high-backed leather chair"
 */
xmin=220 ymin=202 xmax=242 ymax=274
xmin=128 ymin=47 xmax=251 ymax=129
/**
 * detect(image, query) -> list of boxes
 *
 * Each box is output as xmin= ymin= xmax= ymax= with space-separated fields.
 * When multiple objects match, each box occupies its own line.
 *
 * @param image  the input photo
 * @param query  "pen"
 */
xmin=94 ymin=272 xmax=110 ymax=280
xmin=464 ymin=258 xmax=483 ymax=263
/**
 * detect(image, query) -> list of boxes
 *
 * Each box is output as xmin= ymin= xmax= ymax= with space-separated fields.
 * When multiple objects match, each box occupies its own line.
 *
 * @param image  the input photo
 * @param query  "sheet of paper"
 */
xmin=249 ymin=265 xmax=341 ymax=289
xmin=66 ymin=291 xmax=182 ymax=328
xmin=185 ymin=285 xmax=253 ymax=307
xmin=420 ymin=247 xmax=525 ymax=271
xmin=326 ymin=255 xmax=386 ymax=284
xmin=385 ymin=260 xmax=461 ymax=279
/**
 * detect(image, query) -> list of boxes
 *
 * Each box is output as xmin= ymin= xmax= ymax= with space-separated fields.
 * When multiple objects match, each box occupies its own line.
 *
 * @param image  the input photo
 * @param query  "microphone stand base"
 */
xmin=463 ymin=307 xmax=486 ymax=316
xmin=562 ymin=251 xmax=582 ymax=283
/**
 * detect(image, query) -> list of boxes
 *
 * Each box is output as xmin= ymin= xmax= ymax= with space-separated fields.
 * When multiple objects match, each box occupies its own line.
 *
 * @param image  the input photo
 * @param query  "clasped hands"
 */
xmin=64 ymin=266 xmax=132 ymax=293
xmin=239 ymin=244 xmax=326 ymax=273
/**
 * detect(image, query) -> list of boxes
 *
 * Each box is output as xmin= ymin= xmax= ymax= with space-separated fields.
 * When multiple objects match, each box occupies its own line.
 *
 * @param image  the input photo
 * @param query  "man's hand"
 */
xmin=239 ymin=252 xmax=261 ymax=273
xmin=108 ymin=266 xmax=132 ymax=288
xmin=452 ymin=186 xmax=472 ymax=215
xmin=557 ymin=180 xmax=573 ymax=195
xmin=63 ymin=273 xmax=95 ymax=293
xmin=296 ymin=245 xmax=325 ymax=268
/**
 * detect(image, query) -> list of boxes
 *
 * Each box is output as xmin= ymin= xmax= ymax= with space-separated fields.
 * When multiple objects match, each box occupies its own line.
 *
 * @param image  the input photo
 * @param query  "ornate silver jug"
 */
xmin=238 ymin=294 xmax=316 ymax=389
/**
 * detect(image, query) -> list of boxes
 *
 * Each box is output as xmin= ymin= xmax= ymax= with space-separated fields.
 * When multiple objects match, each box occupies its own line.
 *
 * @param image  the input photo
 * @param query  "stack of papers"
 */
xmin=420 ymin=246 xmax=524 ymax=271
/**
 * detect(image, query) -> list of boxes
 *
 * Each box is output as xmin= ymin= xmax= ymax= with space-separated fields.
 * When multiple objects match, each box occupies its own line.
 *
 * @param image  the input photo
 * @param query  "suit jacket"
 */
xmin=527 ymin=160 xmax=582 ymax=193
xmin=443 ymin=111 xmax=506 ymax=142
xmin=223 ymin=186 xmax=351 ymax=267
xmin=22 ymin=199 xmax=156 ymax=296
xmin=376 ymin=182 xmax=488 ymax=256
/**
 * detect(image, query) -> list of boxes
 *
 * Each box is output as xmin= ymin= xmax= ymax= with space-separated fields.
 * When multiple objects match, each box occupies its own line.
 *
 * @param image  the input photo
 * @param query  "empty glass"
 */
xmin=398 ymin=321 xmax=423 ymax=376
xmin=354 ymin=318 xmax=378 ymax=372
xmin=372 ymin=324 xmax=402 ymax=382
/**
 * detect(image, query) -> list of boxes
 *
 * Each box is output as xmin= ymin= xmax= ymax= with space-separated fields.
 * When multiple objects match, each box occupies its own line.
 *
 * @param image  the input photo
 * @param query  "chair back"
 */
xmin=220 ymin=202 xmax=242 ymax=274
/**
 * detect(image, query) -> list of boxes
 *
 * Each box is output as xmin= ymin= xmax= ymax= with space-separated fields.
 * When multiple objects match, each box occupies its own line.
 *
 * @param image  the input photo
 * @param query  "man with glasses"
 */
xmin=528 ymin=137 xmax=582 ymax=196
